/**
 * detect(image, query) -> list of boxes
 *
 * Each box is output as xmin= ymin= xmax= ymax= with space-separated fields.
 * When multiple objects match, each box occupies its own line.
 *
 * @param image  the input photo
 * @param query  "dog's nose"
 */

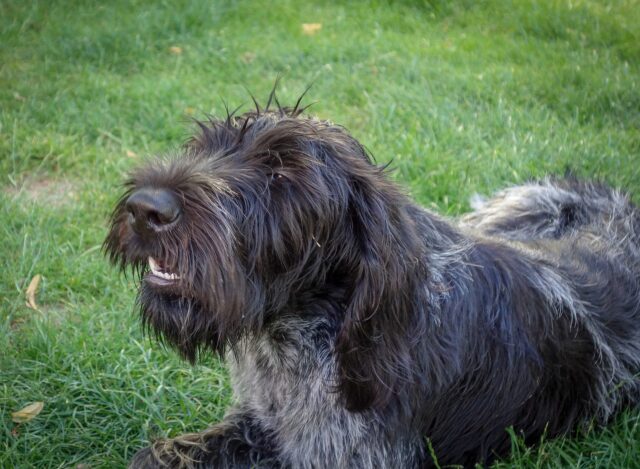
xmin=125 ymin=188 xmax=181 ymax=236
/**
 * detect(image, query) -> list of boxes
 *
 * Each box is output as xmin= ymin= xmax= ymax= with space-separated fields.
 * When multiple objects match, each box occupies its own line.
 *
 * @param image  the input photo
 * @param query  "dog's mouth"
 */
xmin=146 ymin=256 xmax=181 ymax=286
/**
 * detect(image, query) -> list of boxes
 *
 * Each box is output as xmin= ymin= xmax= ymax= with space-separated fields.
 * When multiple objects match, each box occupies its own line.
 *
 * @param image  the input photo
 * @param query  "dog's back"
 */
xmin=462 ymin=177 xmax=640 ymax=431
xmin=463 ymin=177 xmax=639 ymax=244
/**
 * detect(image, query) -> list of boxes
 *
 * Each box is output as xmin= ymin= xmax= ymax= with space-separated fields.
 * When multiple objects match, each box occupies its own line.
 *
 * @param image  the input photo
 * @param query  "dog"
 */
xmin=105 ymin=96 xmax=640 ymax=468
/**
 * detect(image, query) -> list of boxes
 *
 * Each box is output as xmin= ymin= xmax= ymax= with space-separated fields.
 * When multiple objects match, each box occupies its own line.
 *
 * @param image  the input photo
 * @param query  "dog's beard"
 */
xmin=134 ymin=248 xmax=252 ymax=362
xmin=138 ymin=282 xmax=224 ymax=362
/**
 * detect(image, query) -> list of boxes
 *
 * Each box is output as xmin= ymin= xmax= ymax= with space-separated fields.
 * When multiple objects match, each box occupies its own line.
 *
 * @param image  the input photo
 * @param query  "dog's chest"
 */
xmin=227 ymin=317 xmax=395 ymax=468
xmin=230 ymin=315 xmax=341 ymax=425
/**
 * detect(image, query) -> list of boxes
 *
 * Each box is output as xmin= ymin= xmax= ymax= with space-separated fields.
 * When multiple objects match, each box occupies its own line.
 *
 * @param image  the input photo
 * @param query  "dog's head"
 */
xmin=105 ymin=98 xmax=424 ymax=411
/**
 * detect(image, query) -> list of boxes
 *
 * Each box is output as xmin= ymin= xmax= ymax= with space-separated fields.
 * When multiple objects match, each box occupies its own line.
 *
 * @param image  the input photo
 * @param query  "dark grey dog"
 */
xmin=105 ymin=98 xmax=640 ymax=468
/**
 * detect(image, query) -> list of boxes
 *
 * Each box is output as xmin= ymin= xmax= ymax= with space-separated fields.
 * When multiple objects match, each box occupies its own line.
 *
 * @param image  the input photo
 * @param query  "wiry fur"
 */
xmin=105 ymin=97 xmax=640 ymax=468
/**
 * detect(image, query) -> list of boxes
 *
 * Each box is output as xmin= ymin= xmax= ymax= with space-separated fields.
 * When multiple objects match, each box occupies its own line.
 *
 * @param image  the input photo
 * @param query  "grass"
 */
xmin=1 ymin=0 xmax=639 ymax=467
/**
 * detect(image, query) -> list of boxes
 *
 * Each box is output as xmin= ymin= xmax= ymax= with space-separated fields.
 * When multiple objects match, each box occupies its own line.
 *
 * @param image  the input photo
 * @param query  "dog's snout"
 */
xmin=125 ymin=188 xmax=181 ymax=236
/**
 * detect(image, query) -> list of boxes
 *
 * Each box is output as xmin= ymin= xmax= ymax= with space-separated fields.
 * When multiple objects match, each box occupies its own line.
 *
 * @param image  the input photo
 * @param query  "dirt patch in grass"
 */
xmin=4 ymin=177 xmax=79 ymax=207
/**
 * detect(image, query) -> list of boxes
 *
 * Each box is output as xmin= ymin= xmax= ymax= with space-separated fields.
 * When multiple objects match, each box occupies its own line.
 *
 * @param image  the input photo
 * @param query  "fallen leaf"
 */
xmin=302 ymin=23 xmax=322 ymax=35
xmin=241 ymin=52 xmax=256 ymax=64
xmin=126 ymin=150 xmax=137 ymax=158
xmin=14 ymin=92 xmax=25 ymax=101
xmin=12 ymin=402 xmax=44 ymax=423
xmin=169 ymin=46 xmax=183 ymax=55
xmin=184 ymin=107 xmax=196 ymax=115
xmin=25 ymin=274 xmax=41 ymax=311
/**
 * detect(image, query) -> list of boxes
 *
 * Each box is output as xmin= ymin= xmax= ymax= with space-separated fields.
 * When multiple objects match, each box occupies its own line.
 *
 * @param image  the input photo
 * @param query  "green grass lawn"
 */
xmin=1 ymin=0 xmax=639 ymax=467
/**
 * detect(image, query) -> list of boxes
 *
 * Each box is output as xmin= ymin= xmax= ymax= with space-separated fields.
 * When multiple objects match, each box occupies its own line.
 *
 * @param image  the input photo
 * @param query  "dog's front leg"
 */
xmin=129 ymin=410 xmax=281 ymax=469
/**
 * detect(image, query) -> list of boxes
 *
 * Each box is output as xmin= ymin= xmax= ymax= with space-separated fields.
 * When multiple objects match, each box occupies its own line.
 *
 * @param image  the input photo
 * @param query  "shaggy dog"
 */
xmin=105 ymin=97 xmax=640 ymax=468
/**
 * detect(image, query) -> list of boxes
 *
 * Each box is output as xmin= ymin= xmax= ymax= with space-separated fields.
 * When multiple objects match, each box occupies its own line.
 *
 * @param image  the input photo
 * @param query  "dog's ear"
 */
xmin=335 ymin=172 xmax=425 ymax=412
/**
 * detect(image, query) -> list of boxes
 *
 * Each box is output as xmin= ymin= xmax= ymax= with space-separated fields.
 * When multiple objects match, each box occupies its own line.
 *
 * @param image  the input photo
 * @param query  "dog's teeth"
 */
xmin=147 ymin=257 xmax=180 ymax=281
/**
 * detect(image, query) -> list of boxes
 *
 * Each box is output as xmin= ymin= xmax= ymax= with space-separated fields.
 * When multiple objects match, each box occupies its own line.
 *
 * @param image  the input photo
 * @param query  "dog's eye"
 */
xmin=272 ymin=173 xmax=286 ymax=182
